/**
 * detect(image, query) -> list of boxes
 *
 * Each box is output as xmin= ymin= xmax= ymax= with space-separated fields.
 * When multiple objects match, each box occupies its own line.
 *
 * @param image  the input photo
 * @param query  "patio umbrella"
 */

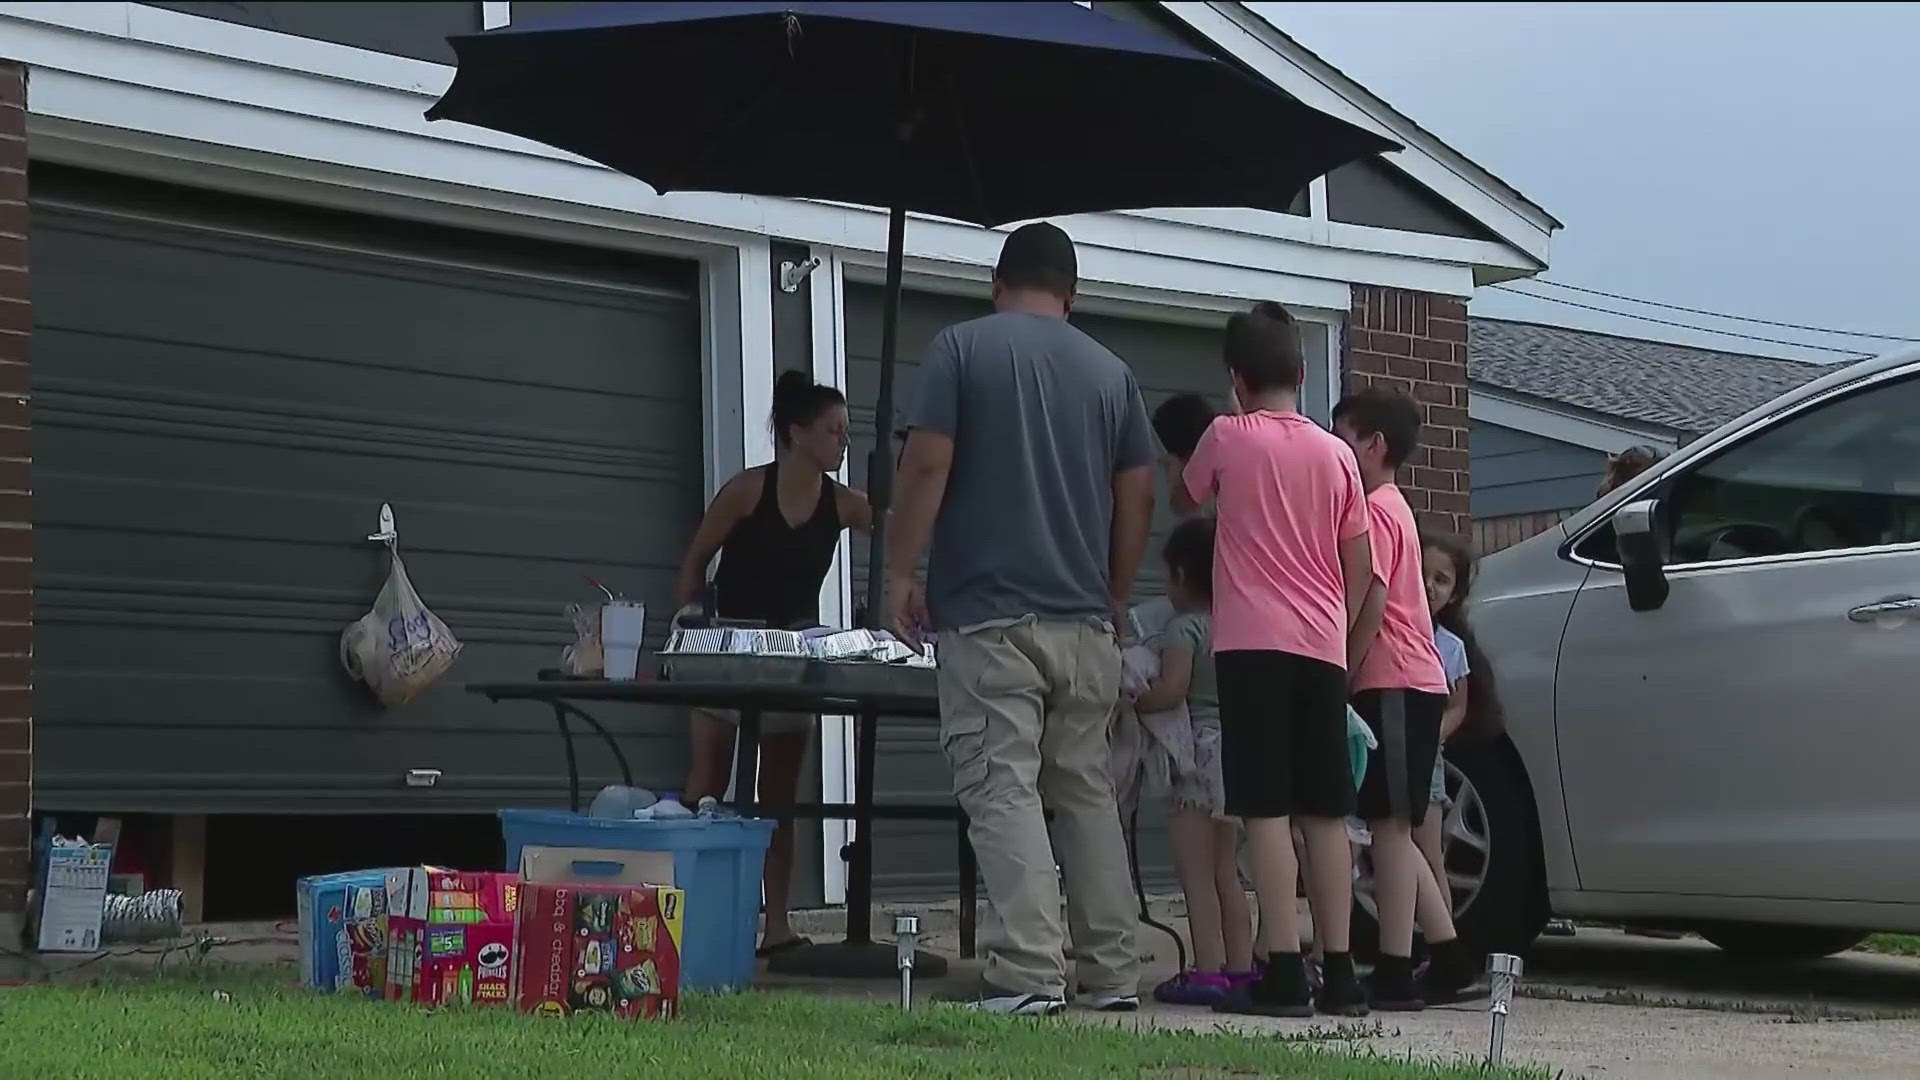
xmin=426 ymin=0 xmax=1398 ymax=628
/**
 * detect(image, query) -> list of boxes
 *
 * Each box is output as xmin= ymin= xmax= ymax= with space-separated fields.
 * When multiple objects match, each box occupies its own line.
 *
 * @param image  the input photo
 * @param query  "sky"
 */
xmin=1252 ymin=1 xmax=1920 ymax=366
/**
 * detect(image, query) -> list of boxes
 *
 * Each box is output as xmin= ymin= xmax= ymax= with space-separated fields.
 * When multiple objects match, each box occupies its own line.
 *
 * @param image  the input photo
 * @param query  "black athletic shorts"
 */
xmin=1352 ymin=688 xmax=1447 ymax=826
xmin=1215 ymin=650 xmax=1355 ymax=819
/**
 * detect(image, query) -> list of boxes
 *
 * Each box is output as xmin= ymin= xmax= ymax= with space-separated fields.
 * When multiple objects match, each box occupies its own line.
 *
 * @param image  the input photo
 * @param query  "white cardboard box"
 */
xmin=37 ymin=842 xmax=113 ymax=952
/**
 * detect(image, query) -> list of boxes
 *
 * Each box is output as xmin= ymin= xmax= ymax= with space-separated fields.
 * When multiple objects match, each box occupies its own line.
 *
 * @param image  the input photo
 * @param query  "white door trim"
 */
xmin=808 ymin=251 xmax=856 ymax=905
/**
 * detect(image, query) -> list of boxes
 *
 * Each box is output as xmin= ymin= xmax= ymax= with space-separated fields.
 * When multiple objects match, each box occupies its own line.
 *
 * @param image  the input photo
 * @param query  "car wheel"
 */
xmin=1699 ymin=924 xmax=1867 ymax=960
xmin=1350 ymin=738 xmax=1546 ymax=961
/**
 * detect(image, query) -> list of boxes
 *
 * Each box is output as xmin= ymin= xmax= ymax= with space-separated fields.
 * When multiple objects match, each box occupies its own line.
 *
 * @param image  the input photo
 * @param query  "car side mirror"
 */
xmin=1614 ymin=498 xmax=1670 ymax=612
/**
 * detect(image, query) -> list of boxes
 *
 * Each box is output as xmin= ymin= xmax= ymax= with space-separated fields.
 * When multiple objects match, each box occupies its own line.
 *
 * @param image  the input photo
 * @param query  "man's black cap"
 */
xmin=995 ymin=221 xmax=1077 ymax=283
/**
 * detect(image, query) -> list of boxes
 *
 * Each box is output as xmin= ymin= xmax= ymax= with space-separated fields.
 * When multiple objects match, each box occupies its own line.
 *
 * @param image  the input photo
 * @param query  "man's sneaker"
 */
xmin=1080 ymin=991 xmax=1140 ymax=1013
xmin=942 ymin=983 xmax=1066 ymax=1016
xmin=965 ymin=992 xmax=1067 ymax=1016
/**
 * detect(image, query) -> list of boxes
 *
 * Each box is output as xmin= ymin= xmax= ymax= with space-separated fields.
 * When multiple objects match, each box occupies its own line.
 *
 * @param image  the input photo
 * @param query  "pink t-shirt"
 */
xmin=1183 ymin=411 xmax=1369 ymax=666
xmin=1352 ymin=484 xmax=1450 ymax=694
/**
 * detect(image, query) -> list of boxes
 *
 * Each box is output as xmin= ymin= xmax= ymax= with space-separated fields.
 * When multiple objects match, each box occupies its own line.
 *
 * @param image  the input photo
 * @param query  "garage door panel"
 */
xmin=32 ymin=334 xmax=701 ymax=465
xmin=37 ymin=455 xmax=687 ymax=588
xmin=31 ymin=170 xmax=704 ymax=812
xmin=35 ymin=722 xmax=661 ymax=813
xmin=37 ymin=212 xmax=700 ymax=404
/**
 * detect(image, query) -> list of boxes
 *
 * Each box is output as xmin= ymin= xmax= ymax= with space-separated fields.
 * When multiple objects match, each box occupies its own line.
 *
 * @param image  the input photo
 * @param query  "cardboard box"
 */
xmin=387 ymin=869 xmax=520 ymax=924
xmin=36 ymin=839 xmax=112 ymax=953
xmin=513 ymin=883 xmax=684 ymax=1020
xmin=295 ymin=869 xmax=399 ymax=995
xmin=517 ymin=846 xmax=673 ymax=888
xmin=387 ymin=917 xmax=517 ymax=1007
xmin=382 ymin=869 xmax=521 ymax=1007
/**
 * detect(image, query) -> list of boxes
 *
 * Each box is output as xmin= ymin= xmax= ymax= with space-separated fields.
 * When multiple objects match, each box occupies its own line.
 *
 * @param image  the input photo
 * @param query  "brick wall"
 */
xmin=1473 ymin=509 xmax=1572 ymax=557
xmin=0 ymin=61 xmax=27 ymax=922
xmin=1344 ymin=285 xmax=1471 ymax=539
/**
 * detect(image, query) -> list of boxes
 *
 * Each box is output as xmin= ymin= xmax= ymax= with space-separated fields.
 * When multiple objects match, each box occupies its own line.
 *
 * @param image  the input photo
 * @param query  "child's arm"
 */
xmin=1339 ymin=529 xmax=1373 ymax=631
xmin=1134 ymin=643 xmax=1194 ymax=713
xmin=1346 ymin=577 xmax=1386 ymax=673
xmin=1440 ymin=678 xmax=1469 ymax=741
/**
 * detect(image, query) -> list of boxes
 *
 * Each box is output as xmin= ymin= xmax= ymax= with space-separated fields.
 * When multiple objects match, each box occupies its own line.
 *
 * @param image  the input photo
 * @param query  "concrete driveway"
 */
xmin=777 ymin=901 xmax=1920 ymax=1080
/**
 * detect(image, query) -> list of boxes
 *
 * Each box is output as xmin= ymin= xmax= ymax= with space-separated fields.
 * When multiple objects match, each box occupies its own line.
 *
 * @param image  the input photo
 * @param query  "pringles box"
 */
xmin=384 ymin=869 xmax=522 ymax=1007
xmin=513 ymin=883 xmax=684 ymax=1020
xmin=296 ymin=869 xmax=402 ymax=996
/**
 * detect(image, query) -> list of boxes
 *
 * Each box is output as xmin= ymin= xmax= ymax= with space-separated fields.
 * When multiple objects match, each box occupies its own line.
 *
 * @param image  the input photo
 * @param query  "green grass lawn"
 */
xmin=0 ymin=969 xmax=1540 ymax=1080
xmin=1861 ymin=934 xmax=1920 ymax=959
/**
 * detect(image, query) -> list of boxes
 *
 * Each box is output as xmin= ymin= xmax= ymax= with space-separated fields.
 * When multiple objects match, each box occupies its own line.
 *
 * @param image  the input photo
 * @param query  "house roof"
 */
xmin=1469 ymin=318 xmax=1832 ymax=435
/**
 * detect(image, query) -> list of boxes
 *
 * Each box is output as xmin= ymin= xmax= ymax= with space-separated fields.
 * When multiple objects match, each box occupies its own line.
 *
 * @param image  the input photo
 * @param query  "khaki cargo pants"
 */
xmin=937 ymin=616 xmax=1139 ymax=999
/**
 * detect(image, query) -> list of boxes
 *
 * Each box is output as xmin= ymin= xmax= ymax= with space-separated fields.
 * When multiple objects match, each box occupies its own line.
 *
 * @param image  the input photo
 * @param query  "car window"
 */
xmin=1663 ymin=374 xmax=1920 ymax=564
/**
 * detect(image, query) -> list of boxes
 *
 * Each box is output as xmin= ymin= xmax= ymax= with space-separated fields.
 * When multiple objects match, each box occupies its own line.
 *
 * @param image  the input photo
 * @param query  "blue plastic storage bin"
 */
xmin=499 ymin=810 xmax=776 ymax=992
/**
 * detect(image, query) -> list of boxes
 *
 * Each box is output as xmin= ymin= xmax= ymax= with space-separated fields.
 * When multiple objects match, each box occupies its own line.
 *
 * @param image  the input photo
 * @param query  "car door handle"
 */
xmin=1848 ymin=597 xmax=1920 ymax=622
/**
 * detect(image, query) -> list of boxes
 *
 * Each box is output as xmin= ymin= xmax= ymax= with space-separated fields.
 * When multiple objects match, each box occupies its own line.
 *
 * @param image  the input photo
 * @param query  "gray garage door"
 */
xmin=843 ymin=283 xmax=1245 ymax=899
xmin=30 ymin=167 xmax=704 ymax=813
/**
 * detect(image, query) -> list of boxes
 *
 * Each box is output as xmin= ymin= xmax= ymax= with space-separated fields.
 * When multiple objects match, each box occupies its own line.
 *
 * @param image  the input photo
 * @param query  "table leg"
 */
xmin=733 ymin=707 xmax=763 ymax=807
xmin=552 ymin=703 xmax=581 ymax=813
xmin=845 ymin=705 xmax=879 ymax=945
xmin=958 ymin=821 xmax=977 ymax=960
xmin=765 ymin=705 xmax=948 ymax=980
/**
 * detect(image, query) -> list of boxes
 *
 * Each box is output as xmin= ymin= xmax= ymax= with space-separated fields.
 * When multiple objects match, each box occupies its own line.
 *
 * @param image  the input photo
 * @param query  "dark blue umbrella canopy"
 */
xmin=428 ymin=2 xmax=1400 ymax=630
xmin=427 ymin=1 xmax=1399 ymax=225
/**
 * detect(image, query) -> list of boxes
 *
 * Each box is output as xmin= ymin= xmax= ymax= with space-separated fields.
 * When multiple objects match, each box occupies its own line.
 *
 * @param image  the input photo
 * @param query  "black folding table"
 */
xmin=469 ymin=675 xmax=969 ymax=978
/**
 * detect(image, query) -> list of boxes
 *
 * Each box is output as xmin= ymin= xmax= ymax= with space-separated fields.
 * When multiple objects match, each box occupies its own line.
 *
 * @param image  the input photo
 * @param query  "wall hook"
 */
xmin=367 ymin=503 xmax=398 ymax=548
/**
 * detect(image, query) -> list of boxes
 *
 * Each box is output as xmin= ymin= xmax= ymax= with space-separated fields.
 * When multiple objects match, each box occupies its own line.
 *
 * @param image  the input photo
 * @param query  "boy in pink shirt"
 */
xmin=1332 ymin=387 xmax=1484 ymax=1009
xmin=1174 ymin=302 xmax=1374 ymax=1018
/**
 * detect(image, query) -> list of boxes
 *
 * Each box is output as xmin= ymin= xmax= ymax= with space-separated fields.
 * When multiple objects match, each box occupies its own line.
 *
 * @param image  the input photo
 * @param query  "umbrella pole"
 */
xmin=861 ymin=203 xmax=908 ymax=630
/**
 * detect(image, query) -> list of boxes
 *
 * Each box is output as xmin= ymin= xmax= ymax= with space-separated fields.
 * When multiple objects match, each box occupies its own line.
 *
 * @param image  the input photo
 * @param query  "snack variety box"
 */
xmin=385 ymin=870 xmax=522 ymax=1007
xmin=296 ymin=869 xmax=401 ymax=996
xmin=513 ymin=883 xmax=684 ymax=1020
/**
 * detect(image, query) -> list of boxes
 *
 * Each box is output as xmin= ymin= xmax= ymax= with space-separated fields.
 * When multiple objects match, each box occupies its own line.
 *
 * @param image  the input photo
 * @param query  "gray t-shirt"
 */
xmin=908 ymin=312 xmax=1154 ymax=631
xmin=1163 ymin=611 xmax=1219 ymax=726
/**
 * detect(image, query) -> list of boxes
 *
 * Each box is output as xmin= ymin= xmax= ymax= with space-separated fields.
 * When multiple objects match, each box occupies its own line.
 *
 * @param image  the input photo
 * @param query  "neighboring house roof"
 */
xmin=1470 ymin=318 xmax=1831 ymax=438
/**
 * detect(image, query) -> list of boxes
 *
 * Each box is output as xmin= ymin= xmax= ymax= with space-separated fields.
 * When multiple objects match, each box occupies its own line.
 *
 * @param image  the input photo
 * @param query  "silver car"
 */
xmin=1426 ymin=345 xmax=1920 ymax=960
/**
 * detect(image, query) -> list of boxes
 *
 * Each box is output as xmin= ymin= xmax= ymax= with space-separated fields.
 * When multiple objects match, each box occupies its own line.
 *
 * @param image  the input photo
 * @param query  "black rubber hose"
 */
xmin=1128 ymin=802 xmax=1187 ymax=975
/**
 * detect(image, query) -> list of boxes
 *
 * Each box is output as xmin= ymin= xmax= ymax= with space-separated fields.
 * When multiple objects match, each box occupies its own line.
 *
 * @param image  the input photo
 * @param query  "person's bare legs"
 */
xmin=1297 ymin=815 xmax=1353 ymax=955
xmin=1369 ymin=817 xmax=1420 ymax=961
xmin=753 ymin=730 xmax=809 ymax=949
xmin=1415 ymin=808 xmax=1452 ymax=920
xmin=683 ymin=709 xmax=736 ymax=804
xmin=1413 ymin=845 xmax=1458 ymax=942
xmin=1170 ymin=807 xmax=1227 ymax=971
xmin=1212 ymin=820 xmax=1254 ymax=972
xmin=1241 ymin=816 xmax=1300 ymax=967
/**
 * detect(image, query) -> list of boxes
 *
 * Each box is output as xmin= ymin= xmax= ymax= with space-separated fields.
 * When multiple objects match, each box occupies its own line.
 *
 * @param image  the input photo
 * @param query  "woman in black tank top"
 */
xmin=672 ymin=371 xmax=871 ymax=955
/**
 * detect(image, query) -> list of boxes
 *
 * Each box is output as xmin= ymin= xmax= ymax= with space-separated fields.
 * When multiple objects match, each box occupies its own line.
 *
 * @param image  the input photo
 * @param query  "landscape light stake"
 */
xmin=895 ymin=914 xmax=919 ymax=1011
xmin=1487 ymin=952 xmax=1524 ymax=1067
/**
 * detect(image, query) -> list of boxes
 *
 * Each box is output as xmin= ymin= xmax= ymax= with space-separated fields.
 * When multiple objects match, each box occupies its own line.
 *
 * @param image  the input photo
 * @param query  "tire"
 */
xmin=1350 ymin=737 xmax=1547 ymax=962
xmin=1700 ymin=924 xmax=1867 ymax=961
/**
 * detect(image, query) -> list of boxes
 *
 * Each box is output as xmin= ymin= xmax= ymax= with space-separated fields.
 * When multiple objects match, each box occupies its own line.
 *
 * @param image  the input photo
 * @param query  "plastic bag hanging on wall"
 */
xmin=340 ymin=507 xmax=462 ymax=706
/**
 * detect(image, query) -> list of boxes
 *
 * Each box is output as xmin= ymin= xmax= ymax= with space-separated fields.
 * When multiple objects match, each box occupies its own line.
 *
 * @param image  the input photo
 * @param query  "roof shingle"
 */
xmin=1470 ymin=318 xmax=1831 ymax=435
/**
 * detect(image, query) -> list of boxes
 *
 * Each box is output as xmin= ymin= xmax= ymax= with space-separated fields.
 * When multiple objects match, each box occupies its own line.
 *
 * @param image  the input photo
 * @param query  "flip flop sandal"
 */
xmin=755 ymin=935 xmax=813 ymax=959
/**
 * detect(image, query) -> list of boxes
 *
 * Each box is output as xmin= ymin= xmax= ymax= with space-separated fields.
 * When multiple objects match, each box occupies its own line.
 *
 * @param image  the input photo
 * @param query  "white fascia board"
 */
xmin=1471 ymin=388 xmax=1679 ymax=454
xmin=1 ymin=3 xmax=1482 ymax=303
xmin=1163 ymin=2 xmax=1558 ymax=267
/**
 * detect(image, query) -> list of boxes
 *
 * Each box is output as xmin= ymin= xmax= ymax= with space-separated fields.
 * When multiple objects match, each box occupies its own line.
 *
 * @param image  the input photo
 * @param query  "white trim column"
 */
xmin=809 ymin=250 xmax=855 ymax=905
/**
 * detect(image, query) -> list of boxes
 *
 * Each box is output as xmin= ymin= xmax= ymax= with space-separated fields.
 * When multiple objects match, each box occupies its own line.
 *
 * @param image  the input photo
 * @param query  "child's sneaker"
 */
xmin=1213 ymin=954 xmax=1313 ymax=1018
xmin=1315 ymin=953 xmax=1372 ymax=1018
xmin=1152 ymin=971 xmax=1230 ymax=1006
xmin=1364 ymin=956 xmax=1425 ymax=1013
xmin=1225 ymin=960 xmax=1263 ymax=992
xmin=1419 ymin=938 xmax=1491 ymax=1005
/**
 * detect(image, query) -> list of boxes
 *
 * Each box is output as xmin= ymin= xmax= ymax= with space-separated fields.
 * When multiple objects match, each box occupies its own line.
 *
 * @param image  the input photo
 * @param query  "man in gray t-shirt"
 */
xmin=885 ymin=222 xmax=1155 ymax=1014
